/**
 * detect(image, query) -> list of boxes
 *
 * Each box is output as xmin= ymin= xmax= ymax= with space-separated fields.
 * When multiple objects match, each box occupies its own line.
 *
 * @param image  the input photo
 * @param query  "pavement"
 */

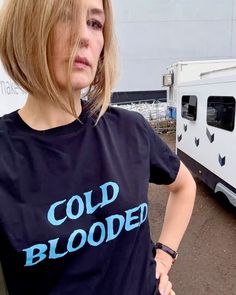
xmin=149 ymin=133 xmax=236 ymax=295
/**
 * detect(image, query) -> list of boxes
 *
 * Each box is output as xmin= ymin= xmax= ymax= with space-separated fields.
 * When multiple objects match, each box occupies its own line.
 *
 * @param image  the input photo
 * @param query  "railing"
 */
xmin=112 ymin=99 xmax=176 ymax=133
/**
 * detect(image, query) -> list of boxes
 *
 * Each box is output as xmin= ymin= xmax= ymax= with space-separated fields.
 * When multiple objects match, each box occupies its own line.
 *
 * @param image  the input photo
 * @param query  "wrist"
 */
xmin=155 ymin=242 xmax=178 ymax=265
xmin=155 ymin=249 xmax=173 ymax=271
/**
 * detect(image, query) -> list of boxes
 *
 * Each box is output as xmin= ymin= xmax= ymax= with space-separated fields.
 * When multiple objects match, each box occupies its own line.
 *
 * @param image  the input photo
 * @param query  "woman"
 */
xmin=0 ymin=0 xmax=196 ymax=294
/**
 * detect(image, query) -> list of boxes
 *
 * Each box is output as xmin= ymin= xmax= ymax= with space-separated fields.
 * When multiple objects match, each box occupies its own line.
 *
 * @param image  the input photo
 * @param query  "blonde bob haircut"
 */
xmin=0 ymin=0 xmax=118 ymax=123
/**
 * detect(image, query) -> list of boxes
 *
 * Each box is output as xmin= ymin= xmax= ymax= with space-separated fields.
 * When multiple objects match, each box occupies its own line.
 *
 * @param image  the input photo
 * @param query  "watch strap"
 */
xmin=155 ymin=242 xmax=178 ymax=261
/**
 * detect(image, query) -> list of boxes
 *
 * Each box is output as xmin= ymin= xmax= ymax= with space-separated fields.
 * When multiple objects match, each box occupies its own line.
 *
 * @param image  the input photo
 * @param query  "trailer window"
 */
xmin=181 ymin=95 xmax=197 ymax=121
xmin=207 ymin=96 xmax=235 ymax=131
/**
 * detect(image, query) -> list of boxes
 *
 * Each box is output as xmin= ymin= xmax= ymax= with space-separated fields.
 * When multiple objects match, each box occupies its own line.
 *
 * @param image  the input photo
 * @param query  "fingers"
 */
xmin=155 ymin=260 xmax=168 ymax=279
xmin=158 ymin=273 xmax=173 ymax=295
xmin=156 ymin=260 xmax=175 ymax=295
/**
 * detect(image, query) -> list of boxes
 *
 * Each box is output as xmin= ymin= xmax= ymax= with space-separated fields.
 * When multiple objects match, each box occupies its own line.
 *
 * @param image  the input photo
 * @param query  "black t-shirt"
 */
xmin=0 ymin=100 xmax=180 ymax=295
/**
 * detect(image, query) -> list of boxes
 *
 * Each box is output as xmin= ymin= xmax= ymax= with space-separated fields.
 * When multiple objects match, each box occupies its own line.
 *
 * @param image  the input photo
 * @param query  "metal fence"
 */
xmin=112 ymin=99 xmax=176 ymax=133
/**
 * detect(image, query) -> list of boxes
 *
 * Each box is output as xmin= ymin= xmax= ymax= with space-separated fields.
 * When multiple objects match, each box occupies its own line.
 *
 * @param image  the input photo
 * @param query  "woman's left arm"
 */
xmin=155 ymin=161 xmax=196 ymax=293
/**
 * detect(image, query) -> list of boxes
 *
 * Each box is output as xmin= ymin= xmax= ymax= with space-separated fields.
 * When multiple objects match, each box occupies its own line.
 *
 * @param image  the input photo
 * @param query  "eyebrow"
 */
xmin=89 ymin=8 xmax=105 ymax=20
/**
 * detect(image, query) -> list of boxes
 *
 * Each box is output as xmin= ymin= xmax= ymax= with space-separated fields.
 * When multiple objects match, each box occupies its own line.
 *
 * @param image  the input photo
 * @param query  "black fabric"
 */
xmin=0 ymin=100 xmax=180 ymax=295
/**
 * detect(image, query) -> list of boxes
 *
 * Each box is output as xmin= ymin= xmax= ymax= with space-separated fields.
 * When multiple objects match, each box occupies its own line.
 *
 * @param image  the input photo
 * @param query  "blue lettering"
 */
xmin=23 ymin=244 xmax=47 ymax=267
xmin=125 ymin=205 xmax=141 ymax=231
xmin=140 ymin=203 xmax=148 ymax=224
xmin=100 ymin=182 xmax=119 ymax=208
xmin=88 ymin=222 xmax=106 ymax=246
xmin=84 ymin=190 xmax=102 ymax=214
xmin=48 ymin=238 xmax=68 ymax=259
xmin=66 ymin=195 xmax=84 ymax=220
xmin=47 ymin=199 xmax=67 ymax=226
xmin=106 ymin=214 xmax=125 ymax=242
xmin=67 ymin=229 xmax=87 ymax=252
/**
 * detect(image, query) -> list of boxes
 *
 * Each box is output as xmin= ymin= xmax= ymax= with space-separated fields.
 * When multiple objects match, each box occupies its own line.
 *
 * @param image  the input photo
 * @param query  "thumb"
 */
xmin=156 ymin=265 xmax=160 ymax=279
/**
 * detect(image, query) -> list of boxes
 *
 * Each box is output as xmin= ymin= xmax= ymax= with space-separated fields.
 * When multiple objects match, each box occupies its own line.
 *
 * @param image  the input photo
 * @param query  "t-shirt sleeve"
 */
xmin=139 ymin=114 xmax=180 ymax=185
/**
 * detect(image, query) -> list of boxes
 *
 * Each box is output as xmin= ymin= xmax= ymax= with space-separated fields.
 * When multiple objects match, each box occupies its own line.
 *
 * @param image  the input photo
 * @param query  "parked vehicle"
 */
xmin=163 ymin=59 xmax=236 ymax=207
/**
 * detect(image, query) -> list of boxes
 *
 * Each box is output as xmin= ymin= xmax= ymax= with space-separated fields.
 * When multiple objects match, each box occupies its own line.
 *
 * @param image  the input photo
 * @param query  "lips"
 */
xmin=74 ymin=56 xmax=91 ymax=67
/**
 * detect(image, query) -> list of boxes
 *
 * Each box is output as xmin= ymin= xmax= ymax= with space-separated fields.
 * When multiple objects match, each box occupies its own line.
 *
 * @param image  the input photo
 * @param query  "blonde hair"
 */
xmin=0 ymin=0 xmax=118 ymax=122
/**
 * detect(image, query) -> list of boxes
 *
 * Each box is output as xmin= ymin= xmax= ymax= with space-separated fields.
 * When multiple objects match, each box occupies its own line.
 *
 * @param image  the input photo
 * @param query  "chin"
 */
xmin=57 ymin=81 xmax=92 ymax=93
xmin=71 ymin=75 xmax=94 ymax=91
xmin=56 ymin=72 xmax=95 ymax=93
xmin=71 ymin=82 xmax=91 ymax=92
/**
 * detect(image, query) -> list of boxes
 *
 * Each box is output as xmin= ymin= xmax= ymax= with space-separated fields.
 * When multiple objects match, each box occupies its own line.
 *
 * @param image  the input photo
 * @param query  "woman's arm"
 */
xmin=155 ymin=161 xmax=196 ymax=294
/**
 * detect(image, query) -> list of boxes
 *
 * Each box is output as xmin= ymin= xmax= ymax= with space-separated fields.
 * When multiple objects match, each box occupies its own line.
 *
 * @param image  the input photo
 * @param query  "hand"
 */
xmin=155 ymin=257 xmax=175 ymax=295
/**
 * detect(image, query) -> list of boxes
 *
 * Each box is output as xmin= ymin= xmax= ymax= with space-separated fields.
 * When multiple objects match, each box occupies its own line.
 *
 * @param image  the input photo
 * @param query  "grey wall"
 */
xmin=1 ymin=0 xmax=236 ymax=97
xmin=112 ymin=0 xmax=236 ymax=92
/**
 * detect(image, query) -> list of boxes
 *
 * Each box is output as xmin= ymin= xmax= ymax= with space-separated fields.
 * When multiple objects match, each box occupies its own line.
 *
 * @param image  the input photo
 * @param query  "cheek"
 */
xmin=94 ymin=34 xmax=104 ymax=55
xmin=53 ymin=43 xmax=68 ymax=65
xmin=99 ymin=37 xmax=104 ymax=55
xmin=93 ymin=38 xmax=104 ymax=67
xmin=51 ymin=27 xmax=71 ymax=65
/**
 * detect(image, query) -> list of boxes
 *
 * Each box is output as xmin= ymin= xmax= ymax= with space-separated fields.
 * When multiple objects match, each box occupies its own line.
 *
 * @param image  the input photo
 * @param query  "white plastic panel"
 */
xmin=0 ymin=0 xmax=27 ymax=115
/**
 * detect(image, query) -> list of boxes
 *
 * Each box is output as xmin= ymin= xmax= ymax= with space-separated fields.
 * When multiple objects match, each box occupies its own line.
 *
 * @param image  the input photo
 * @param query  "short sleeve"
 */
xmin=140 ymin=115 xmax=180 ymax=185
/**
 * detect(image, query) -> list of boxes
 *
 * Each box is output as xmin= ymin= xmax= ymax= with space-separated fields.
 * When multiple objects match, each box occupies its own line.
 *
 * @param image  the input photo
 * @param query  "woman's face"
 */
xmin=51 ymin=0 xmax=105 ymax=92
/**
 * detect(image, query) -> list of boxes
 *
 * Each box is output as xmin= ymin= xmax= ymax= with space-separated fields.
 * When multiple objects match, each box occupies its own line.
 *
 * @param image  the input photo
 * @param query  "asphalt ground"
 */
xmin=149 ymin=133 xmax=236 ymax=295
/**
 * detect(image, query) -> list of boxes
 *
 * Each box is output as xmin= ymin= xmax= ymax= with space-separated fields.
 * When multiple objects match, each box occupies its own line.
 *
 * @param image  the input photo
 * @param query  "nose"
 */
xmin=78 ymin=22 xmax=90 ymax=48
xmin=79 ymin=37 xmax=89 ymax=48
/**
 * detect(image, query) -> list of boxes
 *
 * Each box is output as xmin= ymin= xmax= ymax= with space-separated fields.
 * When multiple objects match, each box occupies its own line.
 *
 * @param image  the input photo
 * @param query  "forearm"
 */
xmin=155 ymin=165 xmax=196 ymax=270
xmin=158 ymin=181 xmax=196 ymax=251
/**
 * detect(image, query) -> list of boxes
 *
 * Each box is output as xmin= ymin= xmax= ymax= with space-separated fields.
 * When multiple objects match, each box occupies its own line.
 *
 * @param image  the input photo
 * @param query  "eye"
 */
xmin=87 ymin=19 xmax=103 ymax=30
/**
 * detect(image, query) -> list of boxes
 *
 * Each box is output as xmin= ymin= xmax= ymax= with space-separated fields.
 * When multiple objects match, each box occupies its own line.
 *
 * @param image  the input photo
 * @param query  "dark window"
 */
xmin=207 ymin=96 xmax=235 ymax=132
xmin=181 ymin=95 xmax=197 ymax=121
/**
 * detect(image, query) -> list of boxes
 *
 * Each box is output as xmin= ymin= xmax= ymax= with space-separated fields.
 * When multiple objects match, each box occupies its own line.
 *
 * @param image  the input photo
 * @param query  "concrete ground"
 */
xmin=149 ymin=133 xmax=236 ymax=295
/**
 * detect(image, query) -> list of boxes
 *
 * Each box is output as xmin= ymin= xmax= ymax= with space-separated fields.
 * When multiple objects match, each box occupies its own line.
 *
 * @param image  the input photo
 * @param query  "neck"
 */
xmin=18 ymin=93 xmax=82 ymax=131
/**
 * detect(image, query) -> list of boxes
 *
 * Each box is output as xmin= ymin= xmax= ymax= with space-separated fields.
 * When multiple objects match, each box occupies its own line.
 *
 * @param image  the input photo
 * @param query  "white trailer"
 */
xmin=163 ymin=59 xmax=236 ymax=118
xmin=163 ymin=60 xmax=236 ymax=207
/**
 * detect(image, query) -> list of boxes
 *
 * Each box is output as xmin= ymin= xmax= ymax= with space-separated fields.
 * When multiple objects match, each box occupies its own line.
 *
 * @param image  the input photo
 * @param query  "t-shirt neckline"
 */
xmin=11 ymin=99 xmax=90 ymax=136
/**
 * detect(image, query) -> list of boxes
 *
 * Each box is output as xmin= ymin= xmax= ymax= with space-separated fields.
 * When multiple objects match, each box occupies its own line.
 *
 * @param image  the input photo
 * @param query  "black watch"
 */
xmin=155 ymin=242 xmax=178 ymax=262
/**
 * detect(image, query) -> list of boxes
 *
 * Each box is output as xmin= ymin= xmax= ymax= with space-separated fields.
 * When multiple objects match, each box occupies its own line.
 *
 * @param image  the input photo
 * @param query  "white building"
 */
xmin=1 ymin=0 xmax=236 ymax=113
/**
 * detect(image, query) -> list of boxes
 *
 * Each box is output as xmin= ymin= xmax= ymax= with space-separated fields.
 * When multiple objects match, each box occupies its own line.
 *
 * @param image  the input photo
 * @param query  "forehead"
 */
xmin=65 ymin=0 xmax=105 ymax=20
xmin=88 ymin=0 xmax=104 ymax=10
xmin=68 ymin=0 xmax=104 ymax=12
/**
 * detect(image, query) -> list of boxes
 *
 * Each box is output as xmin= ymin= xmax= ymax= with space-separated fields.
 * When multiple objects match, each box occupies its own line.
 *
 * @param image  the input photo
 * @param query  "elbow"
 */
xmin=168 ymin=161 xmax=197 ymax=198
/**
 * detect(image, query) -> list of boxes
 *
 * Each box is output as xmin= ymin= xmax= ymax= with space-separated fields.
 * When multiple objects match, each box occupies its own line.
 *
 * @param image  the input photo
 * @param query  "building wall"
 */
xmin=1 ymin=0 xmax=236 ymax=113
xmin=112 ymin=0 xmax=236 ymax=93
